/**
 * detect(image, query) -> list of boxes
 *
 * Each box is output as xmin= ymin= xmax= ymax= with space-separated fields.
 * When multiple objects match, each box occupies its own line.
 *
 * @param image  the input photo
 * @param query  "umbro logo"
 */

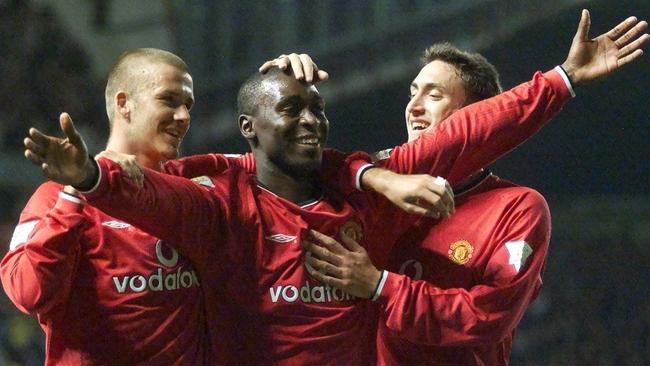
xmin=265 ymin=234 xmax=297 ymax=243
xmin=102 ymin=221 xmax=131 ymax=229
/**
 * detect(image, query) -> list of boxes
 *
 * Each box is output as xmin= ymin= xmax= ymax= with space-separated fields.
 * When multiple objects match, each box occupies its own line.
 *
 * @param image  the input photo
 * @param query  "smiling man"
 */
xmin=20 ymin=10 xmax=648 ymax=364
xmin=1 ymin=48 xmax=208 ymax=365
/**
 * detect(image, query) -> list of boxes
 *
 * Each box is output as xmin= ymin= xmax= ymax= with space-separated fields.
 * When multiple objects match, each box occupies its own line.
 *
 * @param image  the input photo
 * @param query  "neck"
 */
xmin=254 ymin=155 xmax=321 ymax=204
xmin=106 ymin=135 xmax=162 ymax=171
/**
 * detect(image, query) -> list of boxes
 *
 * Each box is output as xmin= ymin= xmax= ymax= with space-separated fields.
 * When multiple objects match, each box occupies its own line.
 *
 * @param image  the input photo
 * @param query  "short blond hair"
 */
xmin=104 ymin=48 xmax=188 ymax=127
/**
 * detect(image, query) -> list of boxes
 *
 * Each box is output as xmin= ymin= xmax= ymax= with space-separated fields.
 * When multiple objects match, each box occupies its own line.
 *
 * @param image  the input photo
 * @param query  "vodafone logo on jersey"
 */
xmin=112 ymin=240 xmax=199 ymax=294
xmin=269 ymin=281 xmax=355 ymax=304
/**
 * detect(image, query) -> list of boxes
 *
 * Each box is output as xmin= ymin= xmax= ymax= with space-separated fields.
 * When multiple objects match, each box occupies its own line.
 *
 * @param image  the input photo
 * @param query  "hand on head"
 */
xmin=259 ymin=53 xmax=329 ymax=83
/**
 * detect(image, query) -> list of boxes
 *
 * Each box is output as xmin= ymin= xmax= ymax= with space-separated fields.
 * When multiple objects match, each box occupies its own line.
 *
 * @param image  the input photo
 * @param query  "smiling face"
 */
xmin=404 ymin=60 xmax=468 ymax=142
xmin=126 ymin=62 xmax=194 ymax=163
xmin=242 ymin=71 xmax=328 ymax=175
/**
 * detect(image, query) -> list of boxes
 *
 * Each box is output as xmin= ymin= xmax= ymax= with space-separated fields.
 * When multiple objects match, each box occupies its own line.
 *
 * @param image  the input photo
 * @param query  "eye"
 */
xmin=428 ymin=93 xmax=443 ymax=100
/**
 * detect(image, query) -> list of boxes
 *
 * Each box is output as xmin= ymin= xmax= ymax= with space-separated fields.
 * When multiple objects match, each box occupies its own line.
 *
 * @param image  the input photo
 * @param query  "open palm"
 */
xmin=563 ymin=10 xmax=649 ymax=84
xmin=24 ymin=113 xmax=93 ymax=186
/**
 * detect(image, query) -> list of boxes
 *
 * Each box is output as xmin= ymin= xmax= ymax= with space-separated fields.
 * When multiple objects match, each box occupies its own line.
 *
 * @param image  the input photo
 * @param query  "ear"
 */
xmin=239 ymin=114 xmax=256 ymax=140
xmin=116 ymin=91 xmax=131 ymax=121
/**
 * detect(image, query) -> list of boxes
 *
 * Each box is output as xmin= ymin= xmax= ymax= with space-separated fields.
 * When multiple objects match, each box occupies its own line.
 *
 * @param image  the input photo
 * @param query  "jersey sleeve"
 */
xmin=320 ymin=149 xmax=373 ymax=197
xmin=376 ymin=190 xmax=551 ymax=346
xmin=82 ymin=158 xmax=226 ymax=262
xmin=375 ymin=68 xmax=572 ymax=186
xmin=1 ymin=187 xmax=86 ymax=315
xmin=162 ymin=152 xmax=257 ymax=178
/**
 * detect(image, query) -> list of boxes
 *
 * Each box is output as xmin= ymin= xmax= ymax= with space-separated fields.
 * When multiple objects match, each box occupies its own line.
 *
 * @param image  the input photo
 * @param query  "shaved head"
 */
xmin=237 ymin=67 xmax=289 ymax=117
xmin=105 ymin=48 xmax=189 ymax=127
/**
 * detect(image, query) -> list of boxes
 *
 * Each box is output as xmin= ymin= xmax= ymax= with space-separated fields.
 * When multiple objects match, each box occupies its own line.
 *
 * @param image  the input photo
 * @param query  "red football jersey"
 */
xmin=80 ymin=68 xmax=570 ymax=364
xmin=375 ymin=174 xmax=550 ymax=365
xmin=1 ymin=182 xmax=207 ymax=365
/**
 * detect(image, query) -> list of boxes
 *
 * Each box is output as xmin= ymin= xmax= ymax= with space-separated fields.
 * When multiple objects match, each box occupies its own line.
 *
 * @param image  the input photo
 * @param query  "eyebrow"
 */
xmin=410 ymin=82 xmax=447 ymax=92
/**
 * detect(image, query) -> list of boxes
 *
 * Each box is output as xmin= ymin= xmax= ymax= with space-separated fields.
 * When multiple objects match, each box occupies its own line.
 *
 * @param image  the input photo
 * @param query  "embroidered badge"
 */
xmin=448 ymin=240 xmax=473 ymax=265
xmin=341 ymin=221 xmax=363 ymax=242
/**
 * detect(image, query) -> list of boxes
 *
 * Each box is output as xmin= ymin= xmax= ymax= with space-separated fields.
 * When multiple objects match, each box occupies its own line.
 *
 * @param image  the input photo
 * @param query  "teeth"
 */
xmin=411 ymin=122 xmax=430 ymax=131
xmin=297 ymin=138 xmax=319 ymax=144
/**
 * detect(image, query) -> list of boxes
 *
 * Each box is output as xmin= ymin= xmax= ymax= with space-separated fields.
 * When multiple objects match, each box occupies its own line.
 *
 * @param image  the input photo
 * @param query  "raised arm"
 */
xmin=363 ymin=11 xmax=648 ymax=187
xmin=23 ymin=113 xmax=226 ymax=261
xmin=1 ymin=184 xmax=85 ymax=314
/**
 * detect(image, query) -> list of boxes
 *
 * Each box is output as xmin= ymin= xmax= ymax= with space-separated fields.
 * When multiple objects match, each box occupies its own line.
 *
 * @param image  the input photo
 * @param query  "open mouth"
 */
xmin=411 ymin=120 xmax=431 ymax=131
xmin=294 ymin=136 xmax=321 ymax=146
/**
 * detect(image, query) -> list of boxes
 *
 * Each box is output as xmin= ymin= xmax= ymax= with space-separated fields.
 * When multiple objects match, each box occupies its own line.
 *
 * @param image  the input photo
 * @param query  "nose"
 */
xmin=299 ymin=109 xmax=319 ymax=127
xmin=175 ymin=105 xmax=191 ymax=126
xmin=407 ymin=94 xmax=425 ymax=117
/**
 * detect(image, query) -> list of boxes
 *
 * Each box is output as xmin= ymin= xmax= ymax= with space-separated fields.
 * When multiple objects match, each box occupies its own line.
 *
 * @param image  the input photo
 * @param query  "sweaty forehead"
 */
xmin=260 ymin=74 xmax=320 ymax=104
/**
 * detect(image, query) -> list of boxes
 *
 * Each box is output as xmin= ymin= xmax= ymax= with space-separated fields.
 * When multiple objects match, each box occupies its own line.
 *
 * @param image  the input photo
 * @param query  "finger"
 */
xmin=24 ymin=137 xmax=46 ymax=157
xmin=41 ymin=163 xmax=59 ymax=180
xmin=28 ymin=127 xmax=52 ymax=146
xmin=309 ymin=229 xmax=347 ymax=255
xmin=24 ymin=149 xmax=44 ymax=166
xmin=574 ymin=9 xmax=591 ymax=41
xmin=614 ymin=21 xmax=648 ymax=48
xmin=412 ymin=189 xmax=449 ymax=217
xmin=259 ymin=61 xmax=273 ymax=73
xmin=298 ymin=54 xmax=315 ymax=83
xmin=606 ymin=16 xmax=638 ymax=41
xmin=287 ymin=53 xmax=305 ymax=80
xmin=304 ymin=251 xmax=343 ymax=278
xmin=303 ymin=239 xmax=343 ymax=266
xmin=617 ymin=49 xmax=644 ymax=68
xmin=339 ymin=229 xmax=364 ymax=252
xmin=617 ymin=33 xmax=650 ymax=58
xmin=316 ymin=70 xmax=329 ymax=82
xmin=399 ymin=203 xmax=441 ymax=218
xmin=59 ymin=113 xmax=82 ymax=147
xmin=304 ymin=261 xmax=345 ymax=288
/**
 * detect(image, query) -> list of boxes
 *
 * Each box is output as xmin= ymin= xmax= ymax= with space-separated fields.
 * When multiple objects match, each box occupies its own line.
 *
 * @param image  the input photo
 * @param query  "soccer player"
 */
xmin=0 ymin=48 xmax=209 ymax=365
xmin=293 ymin=10 xmax=649 ymax=365
xmin=21 ymin=10 xmax=647 ymax=365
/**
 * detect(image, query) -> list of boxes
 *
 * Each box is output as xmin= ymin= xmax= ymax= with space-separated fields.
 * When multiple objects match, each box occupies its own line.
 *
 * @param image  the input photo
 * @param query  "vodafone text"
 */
xmin=269 ymin=281 xmax=355 ymax=303
xmin=111 ymin=241 xmax=200 ymax=293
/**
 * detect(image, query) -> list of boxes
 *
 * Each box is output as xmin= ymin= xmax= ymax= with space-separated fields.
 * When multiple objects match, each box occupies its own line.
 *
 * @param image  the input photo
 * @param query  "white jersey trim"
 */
xmin=9 ymin=220 xmax=39 ymax=251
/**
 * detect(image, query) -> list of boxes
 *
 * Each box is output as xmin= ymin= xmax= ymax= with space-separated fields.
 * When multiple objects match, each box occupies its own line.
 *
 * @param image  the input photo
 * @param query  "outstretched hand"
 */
xmin=562 ymin=9 xmax=649 ymax=85
xmin=259 ymin=53 xmax=329 ymax=83
xmin=24 ymin=113 xmax=95 ymax=187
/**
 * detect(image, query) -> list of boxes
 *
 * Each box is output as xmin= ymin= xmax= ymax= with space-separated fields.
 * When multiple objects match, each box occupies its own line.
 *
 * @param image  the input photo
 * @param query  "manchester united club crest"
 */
xmin=341 ymin=221 xmax=363 ymax=242
xmin=448 ymin=240 xmax=473 ymax=265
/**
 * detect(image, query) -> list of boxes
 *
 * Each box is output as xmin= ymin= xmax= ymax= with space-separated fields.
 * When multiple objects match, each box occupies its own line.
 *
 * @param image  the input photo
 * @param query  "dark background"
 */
xmin=0 ymin=0 xmax=648 ymax=364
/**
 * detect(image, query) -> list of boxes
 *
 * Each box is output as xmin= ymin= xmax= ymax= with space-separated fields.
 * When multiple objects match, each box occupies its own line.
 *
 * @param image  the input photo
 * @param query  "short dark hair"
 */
xmin=422 ymin=43 xmax=502 ymax=103
xmin=237 ymin=67 xmax=284 ymax=116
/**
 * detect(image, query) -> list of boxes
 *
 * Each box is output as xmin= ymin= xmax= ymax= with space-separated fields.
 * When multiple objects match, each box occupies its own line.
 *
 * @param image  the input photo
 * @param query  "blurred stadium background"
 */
xmin=0 ymin=0 xmax=648 ymax=364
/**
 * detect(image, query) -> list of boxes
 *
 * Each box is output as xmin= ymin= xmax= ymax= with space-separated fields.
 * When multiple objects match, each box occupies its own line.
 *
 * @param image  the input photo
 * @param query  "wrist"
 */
xmin=73 ymin=157 xmax=99 ymax=191
xmin=361 ymin=167 xmax=394 ymax=192
xmin=370 ymin=270 xmax=388 ymax=300
xmin=560 ymin=62 xmax=579 ymax=85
